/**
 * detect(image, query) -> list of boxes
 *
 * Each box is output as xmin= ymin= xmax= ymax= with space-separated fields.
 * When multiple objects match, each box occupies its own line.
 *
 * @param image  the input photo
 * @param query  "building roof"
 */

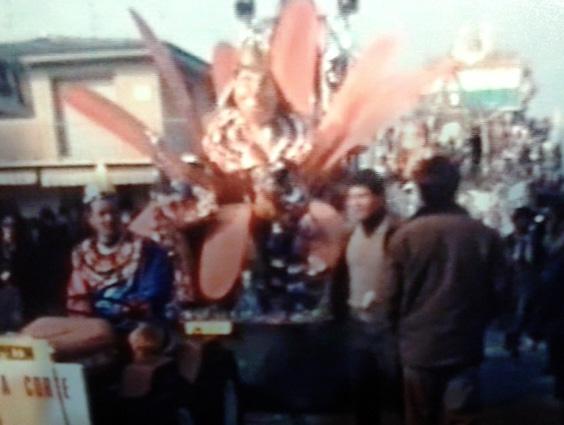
xmin=0 ymin=36 xmax=208 ymax=69
xmin=166 ymin=42 xmax=209 ymax=76
xmin=0 ymin=36 xmax=209 ymax=117
xmin=0 ymin=37 xmax=143 ymax=63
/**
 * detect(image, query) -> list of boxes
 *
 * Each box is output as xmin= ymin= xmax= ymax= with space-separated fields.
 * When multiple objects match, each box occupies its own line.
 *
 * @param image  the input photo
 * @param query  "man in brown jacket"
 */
xmin=384 ymin=156 xmax=504 ymax=425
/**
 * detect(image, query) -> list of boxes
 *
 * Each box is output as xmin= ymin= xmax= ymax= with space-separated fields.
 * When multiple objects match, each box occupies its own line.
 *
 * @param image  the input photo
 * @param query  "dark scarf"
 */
xmin=361 ymin=209 xmax=386 ymax=235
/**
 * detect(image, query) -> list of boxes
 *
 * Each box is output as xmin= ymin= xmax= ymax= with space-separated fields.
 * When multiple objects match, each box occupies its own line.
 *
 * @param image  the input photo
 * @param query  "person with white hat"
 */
xmin=66 ymin=172 xmax=175 ymax=332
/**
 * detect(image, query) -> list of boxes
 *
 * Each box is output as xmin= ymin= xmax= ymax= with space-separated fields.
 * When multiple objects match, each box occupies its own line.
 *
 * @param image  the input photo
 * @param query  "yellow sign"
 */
xmin=184 ymin=320 xmax=233 ymax=336
xmin=0 ymin=337 xmax=91 ymax=425
xmin=0 ymin=344 xmax=35 ymax=361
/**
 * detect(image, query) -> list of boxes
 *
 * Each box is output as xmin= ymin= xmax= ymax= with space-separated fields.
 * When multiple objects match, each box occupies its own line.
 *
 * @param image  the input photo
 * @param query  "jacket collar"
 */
xmin=361 ymin=209 xmax=386 ymax=235
xmin=413 ymin=203 xmax=468 ymax=219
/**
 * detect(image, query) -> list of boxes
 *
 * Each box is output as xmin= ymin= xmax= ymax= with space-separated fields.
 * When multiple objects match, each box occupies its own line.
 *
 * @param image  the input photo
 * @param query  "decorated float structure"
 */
xmin=54 ymin=0 xmax=447 ymax=322
xmin=362 ymin=26 xmax=561 ymax=233
xmin=13 ymin=2 xmax=564 ymax=421
xmin=16 ymin=0 xmax=458 ymax=418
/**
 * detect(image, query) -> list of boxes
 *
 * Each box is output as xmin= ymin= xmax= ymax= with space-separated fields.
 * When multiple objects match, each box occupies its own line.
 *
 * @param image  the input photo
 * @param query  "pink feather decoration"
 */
xmin=303 ymin=35 xmax=454 ymax=173
xmin=212 ymin=42 xmax=239 ymax=99
xmin=63 ymin=86 xmax=152 ymax=155
xmin=270 ymin=0 xmax=321 ymax=116
xmin=304 ymin=37 xmax=399 ymax=171
xmin=323 ymin=60 xmax=455 ymax=170
xmin=307 ymin=200 xmax=347 ymax=270
xmin=62 ymin=86 xmax=210 ymax=186
xmin=199 ymin=203 xmax=253 ymax=300
xmin=130 ymin=9 xmax=204 ymax=155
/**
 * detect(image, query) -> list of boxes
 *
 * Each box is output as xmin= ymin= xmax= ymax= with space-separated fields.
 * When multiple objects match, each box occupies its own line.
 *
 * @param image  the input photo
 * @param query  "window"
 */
xmin=0 ymin=61 xmax=32 ymax=117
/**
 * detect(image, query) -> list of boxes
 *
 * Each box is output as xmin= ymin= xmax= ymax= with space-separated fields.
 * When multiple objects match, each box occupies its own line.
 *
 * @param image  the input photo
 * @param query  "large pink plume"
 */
xmin=212 ymin=42 xmax=239 ymax=99
xmin=199 ymin=204 xmax=253 ymax=301
xmin=63 ymin=86 xmax=151 ymax=156
xmin=62 ymin=86 xmax=210 ymax=186
xmin=130 ymin=9 xmax=204 ymax=156
xmin=323 ymin=60 xmax=456 ymax=170
xmin=305 ymin=36 xmax=454 ymax=173
xmin=308 ymin=200 xmax=348 ymax=270
xmin=270 ymin=0 xmax=321 ymax=116
xmin=305 ymin=37 xmax=400 ymax=171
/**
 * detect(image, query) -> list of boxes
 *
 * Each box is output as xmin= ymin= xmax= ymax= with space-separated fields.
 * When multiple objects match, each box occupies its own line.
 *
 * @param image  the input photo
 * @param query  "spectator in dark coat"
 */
xmin=467 ymin=127 xmax=482 ymax=176
xmin=0 ymin=262 xmax=23 ymax=333
xmin=118 ymin=323 xmax=184 ymax=425
xmin=503 ymin=206 xmax=544 ymax=357
xmin=36 ymin=207 xmax=73 ymax=315
xmin=0 ymin=213 xmax=36 ymax=323
xmin=535 ymin=201 xmax=564 ymax=424
xmin=383 ymin=156 xmax=505 ymax=425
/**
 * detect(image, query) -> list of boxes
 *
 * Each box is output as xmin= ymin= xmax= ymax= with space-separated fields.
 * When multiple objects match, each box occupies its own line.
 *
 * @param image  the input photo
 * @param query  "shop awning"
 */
xmin=0 ymin=161 xmax=157 ymax=187
xmin=40 ymin=165 xmax=157 ymax=187
xmin=0 ymin=169 xmax=38 ymax=185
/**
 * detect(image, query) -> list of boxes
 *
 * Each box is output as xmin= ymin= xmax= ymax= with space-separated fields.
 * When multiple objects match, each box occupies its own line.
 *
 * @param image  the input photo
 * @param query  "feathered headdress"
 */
xmin=62 ymin=0 xmax=453 ymax=301
xmin=83 ymin=162 xmax=117 ymax=205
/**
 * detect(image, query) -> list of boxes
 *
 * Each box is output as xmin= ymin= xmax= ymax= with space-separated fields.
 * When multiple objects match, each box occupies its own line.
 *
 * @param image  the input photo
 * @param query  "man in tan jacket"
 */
xmin=345 ymin=169 xmax=402 ymax=425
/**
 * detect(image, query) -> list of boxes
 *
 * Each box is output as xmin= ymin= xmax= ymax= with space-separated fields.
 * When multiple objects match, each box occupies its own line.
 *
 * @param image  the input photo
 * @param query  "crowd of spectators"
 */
xmin=1 ymin=154 xmax=564 ymax=425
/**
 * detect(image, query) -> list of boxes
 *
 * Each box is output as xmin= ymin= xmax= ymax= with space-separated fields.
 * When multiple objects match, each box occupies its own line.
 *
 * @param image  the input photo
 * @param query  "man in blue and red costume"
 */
xmin=66 ymin=186 xmax=174 ymax=332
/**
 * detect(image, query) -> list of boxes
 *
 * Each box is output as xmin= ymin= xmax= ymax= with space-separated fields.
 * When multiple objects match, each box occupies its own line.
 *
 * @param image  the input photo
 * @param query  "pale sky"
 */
xmin=1 ymin=0 xmax=563 ymax=116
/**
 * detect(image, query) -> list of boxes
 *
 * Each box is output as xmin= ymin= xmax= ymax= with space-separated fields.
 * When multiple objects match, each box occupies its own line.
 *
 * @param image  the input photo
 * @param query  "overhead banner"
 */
xmin=456 ymin=67 xmax=524 ymax=111
xmin=457 ymin=67 xmax=523 ymax=91
xmin=0 ymin=336 xmax=91 ymax=425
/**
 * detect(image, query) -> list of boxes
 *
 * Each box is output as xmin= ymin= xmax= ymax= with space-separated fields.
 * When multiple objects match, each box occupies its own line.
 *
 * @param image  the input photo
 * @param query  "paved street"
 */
xmin=245 ymin=331 xmax=561 ymax=425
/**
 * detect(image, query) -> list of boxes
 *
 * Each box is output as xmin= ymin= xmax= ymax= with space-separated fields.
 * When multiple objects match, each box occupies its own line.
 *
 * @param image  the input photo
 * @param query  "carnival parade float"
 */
xmin=10 ymin=1 xmax=459 ymax=419
xmin=55 ymin=0 xmax=449 ymax=324
xmin=20 ymin=1 xmax=564 ymax=420
xmin=363 ymin=25 xmax=561 ymax=233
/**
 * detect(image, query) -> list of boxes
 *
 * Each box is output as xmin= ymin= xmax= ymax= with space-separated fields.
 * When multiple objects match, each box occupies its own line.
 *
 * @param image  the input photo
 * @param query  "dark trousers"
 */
xmin=403 ymin=364 xmax=481 ymax=425
xmin=348 ymin=318 xmax=403 ymax=425
xmin=547 ymin=327 xmax=564 ymax=400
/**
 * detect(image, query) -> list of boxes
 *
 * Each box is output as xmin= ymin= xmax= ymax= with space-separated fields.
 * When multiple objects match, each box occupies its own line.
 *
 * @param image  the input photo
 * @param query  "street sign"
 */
xmin=0 ymin=336 xmax=91 ymax=425
xmin=184 ymin=320 xmax=233 ymax=336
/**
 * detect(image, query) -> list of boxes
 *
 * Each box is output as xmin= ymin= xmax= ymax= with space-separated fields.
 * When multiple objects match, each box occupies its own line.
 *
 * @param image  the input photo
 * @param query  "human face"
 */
xmin=87 ymin=198 xmax=121 ymax=244
xmin=233 ymin=70 xmax=278 ymax=125
xmin=346 ymin=185 xmax=385 ymax=224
